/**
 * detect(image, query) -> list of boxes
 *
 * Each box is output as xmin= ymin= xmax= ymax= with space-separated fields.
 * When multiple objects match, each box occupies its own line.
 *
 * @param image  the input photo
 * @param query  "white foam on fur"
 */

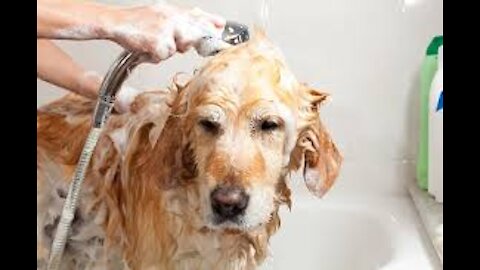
xmin=116 ymin=85 xmax=142 ymax=113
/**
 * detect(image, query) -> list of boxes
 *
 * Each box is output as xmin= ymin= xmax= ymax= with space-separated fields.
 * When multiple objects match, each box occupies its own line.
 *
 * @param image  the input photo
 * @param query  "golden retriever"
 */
xmin=37 ymin=31 xmax=342 ymax=270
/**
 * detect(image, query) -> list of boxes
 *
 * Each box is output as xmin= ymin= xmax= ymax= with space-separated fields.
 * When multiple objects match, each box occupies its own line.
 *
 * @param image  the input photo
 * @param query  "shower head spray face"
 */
xmin=196 ymin=21 xmax=250 ymax=56
xmin=222 ymin=21 xmax=250 ymax=45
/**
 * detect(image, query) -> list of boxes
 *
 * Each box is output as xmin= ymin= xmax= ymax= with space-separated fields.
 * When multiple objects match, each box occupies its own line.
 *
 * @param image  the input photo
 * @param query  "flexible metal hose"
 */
xmin=46 ymin=127 xmax=102 ymax=270
xmin=47 ymin=51 xmax=144 ymax=270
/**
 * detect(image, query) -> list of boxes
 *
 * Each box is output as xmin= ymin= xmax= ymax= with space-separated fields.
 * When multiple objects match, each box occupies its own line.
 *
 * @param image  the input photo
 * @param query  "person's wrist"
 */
xmin=78 ymin=71 xmax=103 ymax=99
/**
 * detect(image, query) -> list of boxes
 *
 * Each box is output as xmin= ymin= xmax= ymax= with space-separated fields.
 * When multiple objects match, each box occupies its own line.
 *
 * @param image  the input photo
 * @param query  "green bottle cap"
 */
xmin=426 ymin=36 xmax=443 ymax=56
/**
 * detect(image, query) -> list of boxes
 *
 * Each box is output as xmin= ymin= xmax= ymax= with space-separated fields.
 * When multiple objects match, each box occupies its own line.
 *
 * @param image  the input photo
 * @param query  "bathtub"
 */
xmin=260 ymin=195 xmax=442 ymax=270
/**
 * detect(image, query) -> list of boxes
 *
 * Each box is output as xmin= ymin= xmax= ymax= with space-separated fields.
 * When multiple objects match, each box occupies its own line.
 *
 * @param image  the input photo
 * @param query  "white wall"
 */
xmin=37 ymin=0 xmax=443 ymax=198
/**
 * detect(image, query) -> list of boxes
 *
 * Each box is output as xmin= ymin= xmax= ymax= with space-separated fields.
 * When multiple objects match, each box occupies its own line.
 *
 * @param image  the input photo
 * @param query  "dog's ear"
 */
xmin=289 ymin=86 xmax=342 ymax=198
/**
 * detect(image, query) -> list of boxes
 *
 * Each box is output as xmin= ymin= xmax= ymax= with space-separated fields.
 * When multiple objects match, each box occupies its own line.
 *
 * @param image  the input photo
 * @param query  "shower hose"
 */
xmin=46 ymin=51 xmax=144 ymax=270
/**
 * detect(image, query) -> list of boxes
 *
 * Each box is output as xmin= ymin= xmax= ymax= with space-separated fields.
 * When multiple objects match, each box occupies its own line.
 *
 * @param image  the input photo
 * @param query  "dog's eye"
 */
xmin=199 ymin=119 xmax=220 ymax=134
xmin=260 ymin=120 xmax=280 ymax=131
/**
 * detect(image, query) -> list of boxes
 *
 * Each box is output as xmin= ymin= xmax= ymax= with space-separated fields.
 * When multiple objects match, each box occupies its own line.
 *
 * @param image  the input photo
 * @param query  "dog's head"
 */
xmin=115 ymin=31 xmax=342 ymax=235
xmin=153 ymin=31 xmax=343 ymax=232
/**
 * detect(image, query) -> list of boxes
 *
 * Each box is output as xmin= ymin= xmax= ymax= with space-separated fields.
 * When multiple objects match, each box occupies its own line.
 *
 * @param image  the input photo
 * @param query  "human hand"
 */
xmin=102 ymin=3 xmax=227 ymax=63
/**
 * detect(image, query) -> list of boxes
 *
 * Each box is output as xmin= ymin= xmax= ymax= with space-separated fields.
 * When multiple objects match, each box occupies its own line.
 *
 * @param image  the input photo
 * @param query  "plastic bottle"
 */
xmin=428 ymin=45 xmax=443 ymax=203
xmin=417 ymin=36 xmax=443 ymax=190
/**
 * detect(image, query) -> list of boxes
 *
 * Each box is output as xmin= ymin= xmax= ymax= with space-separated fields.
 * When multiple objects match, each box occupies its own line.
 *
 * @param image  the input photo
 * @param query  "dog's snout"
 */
xmin=211 ymin=185 xmax=249 ymax=220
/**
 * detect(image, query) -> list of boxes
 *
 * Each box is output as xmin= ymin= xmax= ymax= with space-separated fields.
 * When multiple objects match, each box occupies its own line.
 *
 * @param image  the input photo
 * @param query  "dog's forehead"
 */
xmin=192 ymin=39 xmax=300 ymax=108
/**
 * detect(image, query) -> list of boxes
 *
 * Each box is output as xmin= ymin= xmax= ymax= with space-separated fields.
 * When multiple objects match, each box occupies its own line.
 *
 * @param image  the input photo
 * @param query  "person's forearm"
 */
xmin=37 ymin=0 xmax=226 ymax=63
xmin=37 ymin=0 xmax=112 ymax=40
xmin=37 ymin=40 xmax=101 ymax=99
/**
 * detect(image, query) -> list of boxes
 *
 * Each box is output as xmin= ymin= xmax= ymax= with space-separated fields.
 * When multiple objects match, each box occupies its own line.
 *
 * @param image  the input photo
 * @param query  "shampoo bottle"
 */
xmin=417 ymin=35 xmax=443 ymax=190
xmin=428 ymin=45 xmax=443 ymax=203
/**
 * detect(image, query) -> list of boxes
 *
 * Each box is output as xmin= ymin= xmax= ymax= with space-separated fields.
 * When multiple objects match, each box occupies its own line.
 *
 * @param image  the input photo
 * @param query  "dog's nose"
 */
xmin=211 ymin=185 xmax=249 ymax=220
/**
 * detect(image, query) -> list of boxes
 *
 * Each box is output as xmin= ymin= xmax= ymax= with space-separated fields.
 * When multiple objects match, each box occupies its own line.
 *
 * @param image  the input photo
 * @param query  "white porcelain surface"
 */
xmin=261 ymin=195 xmax=442 ymax=270
xmin=408 ymin=180 xmax=443 ymax=263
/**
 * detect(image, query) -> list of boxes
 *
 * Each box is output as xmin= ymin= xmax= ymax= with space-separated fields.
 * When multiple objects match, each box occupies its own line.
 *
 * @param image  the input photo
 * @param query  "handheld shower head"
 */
xmin=196 ymin=21 xmax=250 ymax=56
xmin=222 ymin=21 xmax=250 ymax=45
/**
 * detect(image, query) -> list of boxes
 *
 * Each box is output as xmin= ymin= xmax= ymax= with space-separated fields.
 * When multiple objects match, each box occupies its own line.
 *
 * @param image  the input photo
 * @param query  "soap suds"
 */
xmin=54 ymin=25 xmax=96 ymax=39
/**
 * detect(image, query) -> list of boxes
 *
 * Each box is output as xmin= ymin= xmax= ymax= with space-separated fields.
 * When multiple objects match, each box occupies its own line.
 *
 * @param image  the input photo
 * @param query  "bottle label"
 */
xmin=436 ymin=90 xmax=443 ymax=112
